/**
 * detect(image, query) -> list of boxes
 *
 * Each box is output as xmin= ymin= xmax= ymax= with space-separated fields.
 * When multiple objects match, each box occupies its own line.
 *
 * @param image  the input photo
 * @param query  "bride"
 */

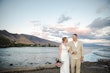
xmin=58 ymin=37 xmax=70 ymax=73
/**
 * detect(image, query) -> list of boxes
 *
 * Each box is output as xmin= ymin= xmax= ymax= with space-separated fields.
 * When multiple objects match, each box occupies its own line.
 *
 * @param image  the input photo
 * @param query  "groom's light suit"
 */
xmin=68 ymin=40 xmax=83 ymax=73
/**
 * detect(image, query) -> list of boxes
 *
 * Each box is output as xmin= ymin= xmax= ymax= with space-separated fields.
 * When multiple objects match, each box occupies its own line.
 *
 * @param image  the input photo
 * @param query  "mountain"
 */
xmin=21 ymin=34 xmax=58 ymax=45
xmin=0 ymin=30 xmax=59 ymax=46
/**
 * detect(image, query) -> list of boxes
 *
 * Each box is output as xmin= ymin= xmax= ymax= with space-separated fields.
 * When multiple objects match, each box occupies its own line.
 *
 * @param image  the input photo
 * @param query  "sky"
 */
xmin=0 ymin=0 xmax=110 ymax=46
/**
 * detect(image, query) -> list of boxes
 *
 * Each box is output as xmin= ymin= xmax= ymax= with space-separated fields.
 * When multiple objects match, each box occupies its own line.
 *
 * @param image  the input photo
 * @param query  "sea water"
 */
xmin=0 ymin=47 xmax=110 ymax=69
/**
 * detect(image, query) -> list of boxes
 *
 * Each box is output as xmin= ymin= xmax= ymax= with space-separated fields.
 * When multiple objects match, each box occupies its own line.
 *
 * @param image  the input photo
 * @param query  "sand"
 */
xmin=0 ymin=61 xmax=110 ymax=73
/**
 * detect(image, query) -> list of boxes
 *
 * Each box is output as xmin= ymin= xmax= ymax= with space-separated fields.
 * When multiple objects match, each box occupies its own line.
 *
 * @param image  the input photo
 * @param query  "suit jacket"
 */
xmin=68 ymin=40 xmax=84 ymax=59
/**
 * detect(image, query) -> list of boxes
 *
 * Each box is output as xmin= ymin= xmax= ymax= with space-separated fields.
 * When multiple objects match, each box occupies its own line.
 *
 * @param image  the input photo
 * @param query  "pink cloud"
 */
xmin=50 ymin=25 xmax=91 ymax=35
xmin=64 ymin=27 xmax=91 ymax=35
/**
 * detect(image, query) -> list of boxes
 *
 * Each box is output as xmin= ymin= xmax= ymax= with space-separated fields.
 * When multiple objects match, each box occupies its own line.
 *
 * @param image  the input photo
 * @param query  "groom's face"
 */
xmin=73 ymin=35 xmax=77 ymax=41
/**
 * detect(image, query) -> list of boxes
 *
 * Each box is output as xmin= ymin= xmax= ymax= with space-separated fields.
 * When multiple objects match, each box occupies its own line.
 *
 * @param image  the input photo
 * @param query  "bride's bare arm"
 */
xmin=58 ymin=44 xmax=62 ymax=59
xmin=67 ymin=46 xmax=69 ymax=52
xmin=68 ymin=43 xmax=73 ymax=54
xmin=68 ymin=47 xmax=73 ymax=54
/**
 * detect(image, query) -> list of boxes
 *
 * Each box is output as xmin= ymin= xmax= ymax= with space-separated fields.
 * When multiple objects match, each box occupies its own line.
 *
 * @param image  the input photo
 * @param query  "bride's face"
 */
xmin=65 ymin=38 xmax=68 ymax=43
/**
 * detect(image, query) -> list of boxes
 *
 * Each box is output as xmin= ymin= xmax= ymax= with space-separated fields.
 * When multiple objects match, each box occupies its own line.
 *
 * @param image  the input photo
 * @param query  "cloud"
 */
xmin=31 ymin=23 xmax=110 ymax=46
xmin=96 ymin=6 xmax=109 ymax=14
xmin=50 ymin=25 xmax=91 ymax=38
xmin=57 ymin=15 xmax=72 ymax=23
xmin=31 ymin=17 xmax=110 ymax=46
xmin=92 ymin=27 xmax=110 ymax=39
xmin=87 ymin=17 xmax=110 ymax=40
xmin=64 ymin=27 xmax=90 ymax=35
xmin=75 ymin=22 xmax=80 ymax=26
xmin=30 ymin=20 xmax=41 ymax=25
xmin=88 ymin=17 xmax=110 ymax=29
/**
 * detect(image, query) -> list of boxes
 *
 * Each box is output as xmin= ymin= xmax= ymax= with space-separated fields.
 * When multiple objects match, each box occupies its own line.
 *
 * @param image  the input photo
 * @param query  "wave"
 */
xmin=93 ymin=49 xmax=110 ymax=58
xmin=99 ymin=48 xmax=110 ymax=52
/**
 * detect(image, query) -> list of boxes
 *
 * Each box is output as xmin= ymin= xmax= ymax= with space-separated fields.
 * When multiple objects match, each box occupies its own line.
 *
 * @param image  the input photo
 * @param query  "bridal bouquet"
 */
xmin=55 ymin=58 xmax=63 ymax=67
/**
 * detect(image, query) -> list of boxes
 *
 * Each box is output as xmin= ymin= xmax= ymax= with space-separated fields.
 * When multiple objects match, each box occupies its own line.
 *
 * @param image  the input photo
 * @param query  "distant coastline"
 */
xmin=0 ymin=30 xmax=108 ymax=48
xmin=0 ymin=36 xmax=58 ymax=48
xmin=0 ymin=30 xmax=59 ymax=48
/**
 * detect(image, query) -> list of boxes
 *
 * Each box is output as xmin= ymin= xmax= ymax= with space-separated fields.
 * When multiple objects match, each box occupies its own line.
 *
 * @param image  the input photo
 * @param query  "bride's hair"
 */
xmin=62 ymin=37 xmax=67 ymax=43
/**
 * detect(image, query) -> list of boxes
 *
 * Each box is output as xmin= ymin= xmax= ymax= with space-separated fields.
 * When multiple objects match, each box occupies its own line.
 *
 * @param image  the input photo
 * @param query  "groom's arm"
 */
xmin=81 ymin=42 xmax=84 ymax=61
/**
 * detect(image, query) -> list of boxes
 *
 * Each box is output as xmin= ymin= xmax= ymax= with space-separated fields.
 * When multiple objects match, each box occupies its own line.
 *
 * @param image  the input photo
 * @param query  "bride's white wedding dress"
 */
xmin=60 ymin=43 xmax=70 ymax=73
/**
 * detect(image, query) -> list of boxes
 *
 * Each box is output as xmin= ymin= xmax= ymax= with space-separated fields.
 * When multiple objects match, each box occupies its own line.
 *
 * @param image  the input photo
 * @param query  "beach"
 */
xmin=0 ymin=47 xmax=110 ymax=73
xmin=0 ymin=60 xmax=110 ymax=73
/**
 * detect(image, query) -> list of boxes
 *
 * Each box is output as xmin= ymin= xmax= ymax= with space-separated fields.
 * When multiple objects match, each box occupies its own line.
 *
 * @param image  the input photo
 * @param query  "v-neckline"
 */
xmin=72 ymin=41 xmax=79 ymax=48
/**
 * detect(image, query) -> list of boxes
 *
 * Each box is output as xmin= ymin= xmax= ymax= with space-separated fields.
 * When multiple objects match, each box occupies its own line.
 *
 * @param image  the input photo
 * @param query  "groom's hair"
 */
xmin=73 ymin=34 xmax=78 ymax=37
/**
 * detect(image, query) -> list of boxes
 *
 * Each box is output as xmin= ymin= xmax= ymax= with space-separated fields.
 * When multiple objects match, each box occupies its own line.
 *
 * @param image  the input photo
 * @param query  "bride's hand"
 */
xmin=66 ymin=46 xmax=70 ymax=52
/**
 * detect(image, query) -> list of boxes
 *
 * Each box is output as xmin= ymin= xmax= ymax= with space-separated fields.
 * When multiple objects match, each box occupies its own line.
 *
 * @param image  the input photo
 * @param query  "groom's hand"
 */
xmin=80 ymin=56 xmax=84 ymax=61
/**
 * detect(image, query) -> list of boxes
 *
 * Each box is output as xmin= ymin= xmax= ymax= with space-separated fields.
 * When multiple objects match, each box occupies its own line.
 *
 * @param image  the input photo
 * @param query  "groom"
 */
xmin=68 ymin=34 xmax=84 ymax=73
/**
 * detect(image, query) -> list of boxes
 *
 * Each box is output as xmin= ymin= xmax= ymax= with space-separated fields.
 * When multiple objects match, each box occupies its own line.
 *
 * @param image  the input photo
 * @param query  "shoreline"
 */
xmin=0 ymin=60 xmax=110 ymax=73
xmin=0 ymin=64 xmax=56 ymax=73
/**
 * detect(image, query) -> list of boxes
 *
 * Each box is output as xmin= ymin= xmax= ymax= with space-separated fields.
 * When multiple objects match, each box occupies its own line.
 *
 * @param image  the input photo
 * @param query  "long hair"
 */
xmin=62 ymin=37 xmax=67 ymax=43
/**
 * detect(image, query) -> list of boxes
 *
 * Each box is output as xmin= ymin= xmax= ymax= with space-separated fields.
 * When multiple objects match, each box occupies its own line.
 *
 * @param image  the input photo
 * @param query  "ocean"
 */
xmin=0 ymin=47 xmax=110 ymax=69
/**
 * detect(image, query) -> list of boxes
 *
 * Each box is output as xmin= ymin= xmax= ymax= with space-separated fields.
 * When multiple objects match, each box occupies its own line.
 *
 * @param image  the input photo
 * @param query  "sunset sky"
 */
xmin=0 ymin=0 xmax=110 ymax=46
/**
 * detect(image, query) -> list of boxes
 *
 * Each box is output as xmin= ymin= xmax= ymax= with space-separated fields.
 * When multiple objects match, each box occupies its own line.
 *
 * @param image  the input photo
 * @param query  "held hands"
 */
xmin=72 ymin=51 xmax=77 ymax=55
xmin=66 ymin=46 xmax=70 ymax=52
